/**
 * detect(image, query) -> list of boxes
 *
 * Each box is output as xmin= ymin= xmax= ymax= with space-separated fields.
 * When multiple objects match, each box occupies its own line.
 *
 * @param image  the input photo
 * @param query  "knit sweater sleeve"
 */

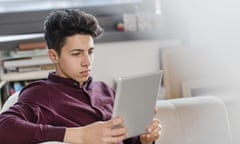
xmin=0 ymin=113 xmax=65 ymax=144
xmin=0 ymin=82 xmax=66 ymax=144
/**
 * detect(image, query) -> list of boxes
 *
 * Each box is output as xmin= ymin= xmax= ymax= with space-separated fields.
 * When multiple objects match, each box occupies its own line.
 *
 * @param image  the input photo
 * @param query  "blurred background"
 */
xmin=1 ymin=1 xmax=240 ymax=144
xmin=0 ymin=0 xmax=240 ymax=101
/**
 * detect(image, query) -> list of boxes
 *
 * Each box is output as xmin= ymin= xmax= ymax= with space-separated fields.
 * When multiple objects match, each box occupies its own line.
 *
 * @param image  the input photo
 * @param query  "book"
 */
xmin=3 ymin=55 xmax=52 ymax=69
xmin=9 ymin=48 xmax=48 ymax=58
xmin=4 ymin=64 xmax=55 ymax=73
xmin=18 ymin=64 xmax=54 ymax=73
xmin=18 ymin=41 xmax=46 ymax=51
xmin=0 ymin=70 xmax=52 ymax=81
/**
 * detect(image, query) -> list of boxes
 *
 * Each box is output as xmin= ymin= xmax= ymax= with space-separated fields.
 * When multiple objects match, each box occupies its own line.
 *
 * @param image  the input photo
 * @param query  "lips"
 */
xmin=80 ymin=70 xmax=90 ymax=77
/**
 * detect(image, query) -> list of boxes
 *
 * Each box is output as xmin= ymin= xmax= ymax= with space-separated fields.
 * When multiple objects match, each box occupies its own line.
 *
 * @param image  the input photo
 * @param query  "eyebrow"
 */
xmin=69 ymin=47 xmax=95 ymax=52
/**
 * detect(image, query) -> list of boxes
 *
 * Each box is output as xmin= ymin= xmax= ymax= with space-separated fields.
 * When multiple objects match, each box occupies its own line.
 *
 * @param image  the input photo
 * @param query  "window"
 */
xmin=0 ymin=0 xmax=142 ymax=13
xmin=0 ymin=0 xmax=160 ymax=45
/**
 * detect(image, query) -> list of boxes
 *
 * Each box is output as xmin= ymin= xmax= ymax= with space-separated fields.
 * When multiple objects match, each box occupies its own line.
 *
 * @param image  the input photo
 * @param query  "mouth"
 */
xmin=80 ymin=70 xmax=90 ymax=77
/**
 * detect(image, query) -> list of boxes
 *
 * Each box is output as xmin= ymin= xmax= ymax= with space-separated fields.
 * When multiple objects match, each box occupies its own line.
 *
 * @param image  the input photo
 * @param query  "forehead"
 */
xmin=64 ymin=34 xmax=94 ymax=49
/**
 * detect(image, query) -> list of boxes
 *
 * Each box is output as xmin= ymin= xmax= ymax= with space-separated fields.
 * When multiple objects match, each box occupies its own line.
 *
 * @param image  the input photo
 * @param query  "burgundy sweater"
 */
xmin=0 ymin=72 xmax=140 ymax=144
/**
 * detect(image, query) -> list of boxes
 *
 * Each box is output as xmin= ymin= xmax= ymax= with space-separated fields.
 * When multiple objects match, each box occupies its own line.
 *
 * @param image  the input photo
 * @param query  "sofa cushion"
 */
xmin=156 ymin=96 xmax=233 ymax=144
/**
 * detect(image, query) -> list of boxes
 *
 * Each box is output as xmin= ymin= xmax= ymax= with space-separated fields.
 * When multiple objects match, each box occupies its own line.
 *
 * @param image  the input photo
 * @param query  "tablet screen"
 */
xmin=112 ymin=71 xmax=162 ymax=138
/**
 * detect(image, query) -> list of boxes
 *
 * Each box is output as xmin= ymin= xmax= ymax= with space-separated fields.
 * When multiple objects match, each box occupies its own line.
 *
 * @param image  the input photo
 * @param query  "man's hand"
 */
xmin=140 ymin=108 xmax=162 ymax=144
xmin=139 ymin=118 xmax=162 ymax=144
xmin=64 ymin=117 xmax=128 ymax=144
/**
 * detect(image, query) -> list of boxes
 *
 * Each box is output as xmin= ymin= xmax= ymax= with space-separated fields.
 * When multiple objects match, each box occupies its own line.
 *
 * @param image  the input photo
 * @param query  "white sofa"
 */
xmin=0 ymin=91 xmax=20 ymax=113
xmin=155 ymin=96 xmax=240 ymax=144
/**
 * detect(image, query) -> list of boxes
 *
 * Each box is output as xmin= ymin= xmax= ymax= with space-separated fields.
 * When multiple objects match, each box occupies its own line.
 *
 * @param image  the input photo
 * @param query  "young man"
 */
xmin=0 ymin=9 xmax=161 ymax=144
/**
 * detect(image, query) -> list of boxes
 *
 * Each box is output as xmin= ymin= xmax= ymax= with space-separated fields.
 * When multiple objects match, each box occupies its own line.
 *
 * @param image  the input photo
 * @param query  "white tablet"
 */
xmin=112 ymin=71 xmax=162 ymax=138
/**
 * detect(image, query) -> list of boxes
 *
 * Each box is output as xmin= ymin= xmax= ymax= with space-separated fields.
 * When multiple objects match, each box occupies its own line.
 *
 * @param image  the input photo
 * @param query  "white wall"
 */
xmin=91 ymin=39 xmax=180 ymax=87
xmin=161 ymin=0 xmax=240 ymax=49
xmin=160 ymin=0 xmax=240 ymax=96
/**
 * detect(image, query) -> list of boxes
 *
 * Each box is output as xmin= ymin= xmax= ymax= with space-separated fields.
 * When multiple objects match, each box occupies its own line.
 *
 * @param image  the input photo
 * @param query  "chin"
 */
xmin=79 ymin=77 xmax=89 ymax=83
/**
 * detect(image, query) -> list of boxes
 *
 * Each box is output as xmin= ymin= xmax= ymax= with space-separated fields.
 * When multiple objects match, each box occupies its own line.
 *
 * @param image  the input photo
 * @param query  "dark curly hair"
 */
xmin=44 ymin=9 xmax=103 ymax=55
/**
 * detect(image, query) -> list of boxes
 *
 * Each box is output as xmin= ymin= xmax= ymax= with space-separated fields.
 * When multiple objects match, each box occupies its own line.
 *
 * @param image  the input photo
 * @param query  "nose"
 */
xmin=82 ymin=52 xmax=91 ymax=66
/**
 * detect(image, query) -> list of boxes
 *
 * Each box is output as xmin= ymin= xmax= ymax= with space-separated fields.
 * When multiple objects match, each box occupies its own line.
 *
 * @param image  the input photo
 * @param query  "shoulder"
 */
xmin=18 ymin=80 xmax=50 ymax=104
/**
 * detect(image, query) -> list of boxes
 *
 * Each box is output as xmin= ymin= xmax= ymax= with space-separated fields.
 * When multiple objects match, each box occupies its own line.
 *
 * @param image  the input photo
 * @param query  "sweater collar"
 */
xmin=48 ymin=72 xmax=93 ymax=90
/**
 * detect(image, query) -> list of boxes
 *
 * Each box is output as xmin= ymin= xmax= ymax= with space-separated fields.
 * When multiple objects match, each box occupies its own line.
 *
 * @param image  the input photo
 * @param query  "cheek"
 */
xmin=59 ymin=57 xmax=77 ymax=69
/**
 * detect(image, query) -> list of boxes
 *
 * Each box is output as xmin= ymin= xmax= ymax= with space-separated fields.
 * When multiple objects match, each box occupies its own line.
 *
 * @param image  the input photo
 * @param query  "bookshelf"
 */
xmin=0 ymin=40 xmax=53 ymax=107
xmin=0 ymin=69 xmax=50 ymax=107
xmin=0 ymin=60 xmax=51 ymax=107
xmin=0 ymin=70 xmax=52 ymax=82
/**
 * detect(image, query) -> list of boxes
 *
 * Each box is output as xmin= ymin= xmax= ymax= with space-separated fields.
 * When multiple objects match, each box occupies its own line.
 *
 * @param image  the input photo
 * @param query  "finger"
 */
xmin=140 ymin=133 xmax=157 ymax=143
xmin=102 ymin=132 xmax=128 ymax=143
xmin=106 ymin=117 xmax=124 ymax=128
xmin=147 ymin=119 xmax=161 ymax=133
xmin=142 ymin=128 xmax=161 ymax=142
xmin=149 ymin=124 xmax=162 ymax=137
xmin=149 ymin=123 xmax=162 ymax=136
xmin=141 ymin=128 xmax=160 ymax=142
xmin=144 ymin=123 xmax=162 ymax=141
xmin=101 ymin=126 xmax=127 ymax=139
xmin=111 ymin=127 xmax=128 ymax=137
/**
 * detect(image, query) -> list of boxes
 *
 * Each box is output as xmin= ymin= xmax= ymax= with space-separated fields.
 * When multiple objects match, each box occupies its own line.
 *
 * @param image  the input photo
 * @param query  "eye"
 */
xmin=89 ymin=49 xmax=94 ymax=55
xmin=71 ymin=52 xmax=80 ymax=56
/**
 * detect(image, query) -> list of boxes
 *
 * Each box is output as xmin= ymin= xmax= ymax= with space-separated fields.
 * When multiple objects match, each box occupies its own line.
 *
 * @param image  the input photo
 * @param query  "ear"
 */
xmin=48 ymin=49 xmax=59 ymax=64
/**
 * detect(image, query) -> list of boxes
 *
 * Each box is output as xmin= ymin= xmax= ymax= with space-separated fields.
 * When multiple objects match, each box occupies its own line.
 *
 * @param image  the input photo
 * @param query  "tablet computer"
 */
xmin=112 ymin=71 xmax=162 ymax=138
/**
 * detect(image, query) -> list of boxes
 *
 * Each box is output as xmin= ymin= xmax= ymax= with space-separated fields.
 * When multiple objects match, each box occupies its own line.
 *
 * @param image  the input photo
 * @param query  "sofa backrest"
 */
xmin=0 ymin=91 xmax=19 ymax=113
xmin=156 ymin=100 xmax=185 ymax=144
xmin=156 ymin=96 xmax=233 ymax=144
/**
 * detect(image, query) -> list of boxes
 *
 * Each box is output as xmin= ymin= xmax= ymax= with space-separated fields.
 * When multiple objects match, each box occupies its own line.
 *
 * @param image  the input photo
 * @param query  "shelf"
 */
xmin=0 ymin=70 xmax=53 ymax=81
xmin=0 ymin=31 xmax=163 ymax=51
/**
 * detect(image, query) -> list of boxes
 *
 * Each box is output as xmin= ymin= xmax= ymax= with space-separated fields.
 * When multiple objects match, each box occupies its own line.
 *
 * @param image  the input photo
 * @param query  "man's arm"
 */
xmin=0 ymin=105 xmax=128 ymax=144
xmin=0 ymin=104 xmax=65 ymax=144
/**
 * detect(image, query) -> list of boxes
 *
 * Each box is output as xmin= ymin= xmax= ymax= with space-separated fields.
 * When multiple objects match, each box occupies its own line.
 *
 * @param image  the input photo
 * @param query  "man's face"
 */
xmin=49 ymin=34 xmax=94 ymax=86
